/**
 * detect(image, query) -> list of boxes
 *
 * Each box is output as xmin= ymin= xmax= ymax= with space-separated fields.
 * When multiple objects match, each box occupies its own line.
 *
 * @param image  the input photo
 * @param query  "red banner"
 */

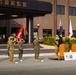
xmin=16 ymin=24 xmax=24 ymax=42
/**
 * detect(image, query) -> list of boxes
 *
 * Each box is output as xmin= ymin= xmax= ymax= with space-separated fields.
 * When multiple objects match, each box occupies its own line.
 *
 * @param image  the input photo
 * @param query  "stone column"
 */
xmin=6 ymin=19 xmax=11 ymax=39
xmin=53 ymin=0 xmax=57 ymax=36
xmin=26 ymin=16 xmax=34 ymax=43
xmin=65 ymin=0 xmax=69 ymax=36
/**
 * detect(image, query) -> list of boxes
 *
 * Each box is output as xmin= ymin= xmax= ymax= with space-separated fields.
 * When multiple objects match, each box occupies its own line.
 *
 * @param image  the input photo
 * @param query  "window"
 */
xmin=56 ymin=5 xmax=65 ymax=15
xmin=69 ymin=7 xmax=76 ymax=16
xmin=0 ymin=27 xmax=6 ymax=43
xmin=43 ymin=29 xmax=52 ymax=37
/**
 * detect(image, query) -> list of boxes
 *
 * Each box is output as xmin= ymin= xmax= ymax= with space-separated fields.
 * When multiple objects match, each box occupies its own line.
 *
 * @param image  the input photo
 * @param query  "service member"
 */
xmin=18 ymin=38 xmax=25 ymax=61
xmin=65 ymin=35 xmax=70 ymax=51
xmin=7 ymin=36 xmax=16 ymax=64
xmin=55 ymin=35 xmax=60 ymax=56
xmin=33 ymin=37 xmax=40 ymax=62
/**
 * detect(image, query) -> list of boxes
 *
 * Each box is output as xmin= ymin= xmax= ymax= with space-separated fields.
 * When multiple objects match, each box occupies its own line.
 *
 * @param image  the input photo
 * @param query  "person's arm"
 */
xmin=55 ymin=41 xmax=58 ymax=47
xmin=23 ymin=39 xmax=25 ymax=43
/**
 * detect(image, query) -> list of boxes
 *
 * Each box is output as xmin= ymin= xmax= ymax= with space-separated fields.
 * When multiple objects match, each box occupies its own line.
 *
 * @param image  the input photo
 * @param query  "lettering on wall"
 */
xmin=22 ymin=2 xmax=27 ymax=7
xmin=0 ymin=0 xmax=27 ymax=7
xmin=17 ymin=1 xmax=21 ymax=6
xmin=11 ymin=0 xmax=15 ymax=6
xmin=5 ymin=0 xmax=9 ymax=5
xmin=0 ymin=0 xmax=2 ymax=4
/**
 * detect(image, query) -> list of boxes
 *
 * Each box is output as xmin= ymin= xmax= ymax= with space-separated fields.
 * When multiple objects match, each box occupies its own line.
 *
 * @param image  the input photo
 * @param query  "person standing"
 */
xmin=55 ymin=35 xmax=60 ymax=56
xmin=7 ymin=36 xmax=16 ymax=64
xmin=65 ymin=35 xmax=70 ymax=51
xmin=18 ymin=38 xmax=25 ymax=61
xmin=33 ymin=37 xmax=40 ymax=62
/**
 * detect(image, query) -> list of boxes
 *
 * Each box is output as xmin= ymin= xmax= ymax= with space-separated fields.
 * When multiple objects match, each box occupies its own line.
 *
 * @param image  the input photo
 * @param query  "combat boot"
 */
xmin=9 ymin=61 xmax=14 ymax=64
xmin=35 ymin=59 xmax=39 ymax=62
xmin=36 ymin=59 xmax=40 ymax=62
xmin=35 ymin=59 xmax=37 ymax=62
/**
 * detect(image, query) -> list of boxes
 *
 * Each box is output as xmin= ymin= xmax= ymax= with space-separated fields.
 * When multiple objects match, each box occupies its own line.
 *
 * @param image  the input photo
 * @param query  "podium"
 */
xmin=49 ymin=44 xmax=69 ymax=60
xmin=72 ymin=44 xmax=76 ymax=52
xmin=63 ymin=44 xmax=76 ymax=60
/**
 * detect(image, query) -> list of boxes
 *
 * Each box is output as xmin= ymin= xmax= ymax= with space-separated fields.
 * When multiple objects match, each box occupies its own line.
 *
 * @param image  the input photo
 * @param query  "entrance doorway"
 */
xmin=0 ymin=27 xmax=6 ymax=43
xmin=0 ymin=0 xmax=52 ymax=44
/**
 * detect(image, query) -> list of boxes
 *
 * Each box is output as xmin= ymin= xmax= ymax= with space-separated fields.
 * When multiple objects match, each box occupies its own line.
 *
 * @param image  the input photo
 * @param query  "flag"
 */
xmin=16 ymin=24 xmax=24 ymax=42
xmin=59 ymin=19 xmax=63 ymax=37
xmin=58 ymin=19 xmax=63 ymax=45
xmin=68 ymin=20 xmax=73 ymax=38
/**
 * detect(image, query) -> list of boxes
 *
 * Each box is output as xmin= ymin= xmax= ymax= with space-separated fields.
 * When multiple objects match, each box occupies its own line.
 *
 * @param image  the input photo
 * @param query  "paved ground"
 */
xmin=40 ymin=44 xmax=55 ymax=49
xmin=0 ymin=56 xmax=76 ymax=75
xmin=0 ymin=44 xmax=76 ymax=75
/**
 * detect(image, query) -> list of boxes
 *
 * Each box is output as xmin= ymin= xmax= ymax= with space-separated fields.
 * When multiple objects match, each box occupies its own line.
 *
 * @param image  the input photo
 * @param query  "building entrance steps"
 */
xmin=0 ymin=43 xmax=33 ymax=49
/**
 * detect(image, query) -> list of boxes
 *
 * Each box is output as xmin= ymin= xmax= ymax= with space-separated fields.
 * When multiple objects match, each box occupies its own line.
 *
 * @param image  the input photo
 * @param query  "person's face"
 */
xmin=36 ymin=37 xmax=38 ymax=40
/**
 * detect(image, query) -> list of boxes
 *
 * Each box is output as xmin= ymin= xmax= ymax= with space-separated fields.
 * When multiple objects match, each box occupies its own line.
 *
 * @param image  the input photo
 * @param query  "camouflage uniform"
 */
xmin=33 ymin=38 xmax=40 ymax=61
xmin=65 ymin=36 xmax=70 ymax=51
xmin=55 ymin=35 xmax=59 ymax=56
xmin=7 ymin=37 xmax=15 ymax=64
xmin=18 ymin=39 xmax=25 ymax=60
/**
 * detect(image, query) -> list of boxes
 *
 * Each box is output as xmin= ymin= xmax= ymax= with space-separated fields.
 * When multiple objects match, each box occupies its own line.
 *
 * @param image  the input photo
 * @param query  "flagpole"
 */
xmin=59 ymin=19 xmax=63 ymax=44
xmin=24 ymin=23 xmax=25 ymax=35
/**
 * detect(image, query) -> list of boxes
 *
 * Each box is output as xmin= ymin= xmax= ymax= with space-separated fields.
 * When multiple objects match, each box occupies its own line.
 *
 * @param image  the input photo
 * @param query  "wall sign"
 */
xmin=64 ymin=52 xmax=76 ymax=60
xmin=0 ymin=0 xmax=27 ymax=7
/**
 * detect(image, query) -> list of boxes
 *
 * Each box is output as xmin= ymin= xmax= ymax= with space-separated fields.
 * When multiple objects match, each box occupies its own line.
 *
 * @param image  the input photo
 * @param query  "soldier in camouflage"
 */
xmin=18 ymin=38 xmax=25 ymax=61
xmin=7 ymin=36 xmax=16 ymax=64
xmin=55 ymin=35 xmax=60 ymax=56
xmin=33 ymin=37 xmax=40 ymax=62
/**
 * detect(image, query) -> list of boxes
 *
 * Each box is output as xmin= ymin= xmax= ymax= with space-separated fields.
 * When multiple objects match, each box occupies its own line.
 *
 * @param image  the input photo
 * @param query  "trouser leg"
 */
xmin=35 ymin=50 xmax=40 ymax=59
xmin=8 ymin=49 xmax=9 ymax=56
xmin=9 ymin=50 xmax=14 ymax=62
xmin=19 ymin=50 xmax=23 ymax=60
xmin=55 ymin=46 xmax=59 ymax=56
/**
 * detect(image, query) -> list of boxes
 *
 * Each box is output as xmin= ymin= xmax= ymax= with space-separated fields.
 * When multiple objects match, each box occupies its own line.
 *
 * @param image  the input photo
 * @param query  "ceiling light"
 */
xmin=11 ymin=15 xmax=18 ymax=17
xmin=0 ymin=13 xmax=5 ymax=15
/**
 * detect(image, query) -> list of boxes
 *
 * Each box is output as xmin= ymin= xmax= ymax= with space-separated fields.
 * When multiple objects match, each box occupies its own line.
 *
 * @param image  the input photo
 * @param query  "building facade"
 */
xmin=34 ymin=0 xmax=76 ymax=38
xmin=0 ymin=0 xmax=76 ymax=43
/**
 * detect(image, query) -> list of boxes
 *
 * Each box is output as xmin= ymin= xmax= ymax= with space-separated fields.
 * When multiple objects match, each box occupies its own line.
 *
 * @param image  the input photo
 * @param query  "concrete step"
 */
xmin=0 ymin=48 xmax=55 ymax=55
xmin=0 ymin=44 xmax=55 ymax=56
xmin=0 ymin=43 xmax=34 ymax=49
